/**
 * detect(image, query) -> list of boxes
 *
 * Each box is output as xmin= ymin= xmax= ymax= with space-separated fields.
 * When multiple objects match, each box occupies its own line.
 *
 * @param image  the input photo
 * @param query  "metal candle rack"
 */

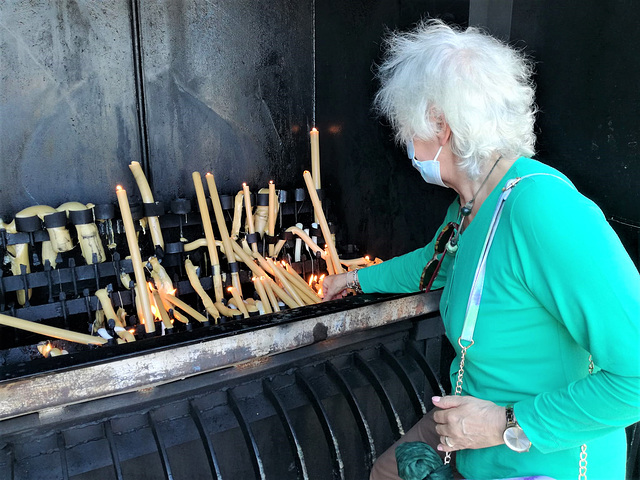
xmin=0 ymin=185 xmax=341 ymax=367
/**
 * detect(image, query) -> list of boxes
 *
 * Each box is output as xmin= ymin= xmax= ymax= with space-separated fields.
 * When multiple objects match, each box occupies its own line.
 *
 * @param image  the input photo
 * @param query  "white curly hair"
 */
xmin=373 ymin=19 xmax=537 ymax=179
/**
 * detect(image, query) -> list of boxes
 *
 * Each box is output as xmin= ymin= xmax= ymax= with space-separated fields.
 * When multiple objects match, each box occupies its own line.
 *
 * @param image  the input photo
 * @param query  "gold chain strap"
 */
xmin=444 ymin=338 xmax=474 ymax=465
xmin=443 ymin=347 xmax=594 ymax=478
xmin=578 ymin=355 xmax=595 ymax=480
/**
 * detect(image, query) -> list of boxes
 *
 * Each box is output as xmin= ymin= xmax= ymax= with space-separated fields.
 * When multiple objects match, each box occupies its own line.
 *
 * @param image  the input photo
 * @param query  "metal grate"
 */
xmin=0 ymin=319 xmax=447 ymax=480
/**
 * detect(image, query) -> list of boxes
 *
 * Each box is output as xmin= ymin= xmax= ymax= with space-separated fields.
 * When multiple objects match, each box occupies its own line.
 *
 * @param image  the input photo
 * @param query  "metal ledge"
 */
xmin=0 ymin=291 xmax=441 ymax=421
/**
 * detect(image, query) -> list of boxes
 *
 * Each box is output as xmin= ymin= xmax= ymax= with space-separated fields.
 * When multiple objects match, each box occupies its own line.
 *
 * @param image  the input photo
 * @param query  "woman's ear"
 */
xmin=436 ymin=120 xmax=452 ymax=146
xmin=429 ymin=109 xmax=451 ymax=145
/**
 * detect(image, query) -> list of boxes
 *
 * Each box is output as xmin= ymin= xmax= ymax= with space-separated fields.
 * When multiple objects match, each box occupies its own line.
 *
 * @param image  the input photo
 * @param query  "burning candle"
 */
xmin=192 ymin=172 xmax=236 ymax=320
xmin=206 ymin=173 xmax=243 ymax=297
xmin=268 ymin=181 xmax=276 ymax=257
xmin=310 ymin=128 xmax=321 ymax=190
xmin=129 ymin=161 xmax=164 ymax=251
xmin=114 ymin=326 xmax=136 ymax=343
xmin=0 ymin=312 xmax=107 ymax=345
xmin=265 ymin=257 xmax=305 ymax=306
xmin=227 ymin=286 xmax=249 ymax=318
xmin=116 ymin=185 xmax=156 ymax=333
xmin=161 ymin=293 xmax=209 ymax=324
xmin=302 ymin=171 xmax=343 ymax=274
xmin=282 ymin=262 xmax=321 ymax=304
xmin=242 ymin=183 xmax=259 ymax=254
xmin=150 ymin=285 xmax=173 ymax=330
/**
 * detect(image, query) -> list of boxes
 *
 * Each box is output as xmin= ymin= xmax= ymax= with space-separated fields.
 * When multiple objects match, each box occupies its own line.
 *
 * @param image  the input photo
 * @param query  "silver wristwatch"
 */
xmin=503 ymin=404 xmax=531 ymax=452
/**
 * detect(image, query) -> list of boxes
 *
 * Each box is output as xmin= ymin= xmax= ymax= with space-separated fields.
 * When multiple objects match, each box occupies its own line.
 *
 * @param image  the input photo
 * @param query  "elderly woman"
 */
xmin=322 ymin=19 xmax=640 ymax=480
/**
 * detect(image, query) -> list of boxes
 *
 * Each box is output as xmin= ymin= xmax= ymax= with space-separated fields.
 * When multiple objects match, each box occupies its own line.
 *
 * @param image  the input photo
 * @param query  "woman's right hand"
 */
xmin=321 ymin=272 xmax=350 ymax=301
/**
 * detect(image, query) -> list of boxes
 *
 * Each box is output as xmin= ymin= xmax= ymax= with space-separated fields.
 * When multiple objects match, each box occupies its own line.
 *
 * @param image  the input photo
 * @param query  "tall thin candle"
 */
xmin=268 ymin=180 xmax=276 ymax=257
xmin=302 ymin=171 xmax=343 ymax=274
xmin=206 ymin=172 xmax=243 ymax=297
xmin=129 ymin=161 xmax=164 ymax=251
xmin=116 ymin=185 xmax=156 ymax=333
xmin=310 ymin=128 xmax=321 ymax=190
xmin=242 ymin=183 xmax=259 ymax=254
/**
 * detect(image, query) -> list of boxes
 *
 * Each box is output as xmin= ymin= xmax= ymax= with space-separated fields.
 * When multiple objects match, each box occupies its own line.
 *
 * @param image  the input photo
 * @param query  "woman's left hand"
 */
xmin=432 ymin=395 xmax=506 ymax=452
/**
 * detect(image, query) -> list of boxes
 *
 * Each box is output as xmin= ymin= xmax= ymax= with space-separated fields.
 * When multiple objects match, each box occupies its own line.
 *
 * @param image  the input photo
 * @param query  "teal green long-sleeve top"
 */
xmin=358 ymin=157 xmax=640 ymax=480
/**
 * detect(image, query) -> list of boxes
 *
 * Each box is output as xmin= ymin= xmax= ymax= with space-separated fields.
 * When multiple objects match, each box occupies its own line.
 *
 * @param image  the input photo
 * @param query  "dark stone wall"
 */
xmin=315 ymin=1 xmax=470 ymax=261
xmin=0 ymin=1 xmax=313 ymax=217
xmin=316 ymin=1 xmax=639 ymax=265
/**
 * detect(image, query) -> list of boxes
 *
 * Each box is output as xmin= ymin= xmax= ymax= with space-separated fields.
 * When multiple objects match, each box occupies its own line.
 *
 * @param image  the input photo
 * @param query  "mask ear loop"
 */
xmin=406 ymin=140 xmax=415 ymax=160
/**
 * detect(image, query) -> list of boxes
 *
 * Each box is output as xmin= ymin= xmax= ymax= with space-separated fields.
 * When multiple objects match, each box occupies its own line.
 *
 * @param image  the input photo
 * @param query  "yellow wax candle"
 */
xmin=310 ymin=128 xmax=321 ymax=223
xmin=268 ymin=181 xmax=276 ymax=257
xmin=0 ymin=312 xmax=107 ymax=345
xmin=184 ymin=258 xmax=220 ymax=320
xmin=302 ymin=171 xmax=343 ymax=274
xmin=310 ymin=128 xmax=321 ymax=189
xmin=129 ymin=161 xmax=164 ymax=250
xmin=116 ymin=185 xmax=156 ymax=333
xmin=252 ymin=276 xmax=272 ymax=314
xmin=266 ymin=257 xmax=305 ymax=306
xmin=231 ymin=191 xmax=245 ymax=241
xmin=242 ymin=183 xmax=259 ymax=254
xmin=192 ymin=172 xmax=223 ymax=301
xmin=260 ymin=276 xmax=280 ymax=312
xmin=227 ymin=286 xmax=249 ymax=318
xmin=282 ymin=262 xmax=321 ymax=304
xmin=206 ymin=172 xmax=243 ymax=297
xmin=160 ymin=292 xmax=208 ymax=323
xmin=151 ymin=288 xmax=173 ymax=330
xmin=263 ymin=276 xmax=300 ymax=309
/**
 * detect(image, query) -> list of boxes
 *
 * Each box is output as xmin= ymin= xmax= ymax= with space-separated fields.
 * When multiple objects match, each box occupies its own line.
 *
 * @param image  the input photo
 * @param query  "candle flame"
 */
xmin=308 ymin=275 xmax=313 ymax=286
xmin=116 ymin=185 xmax=124 ymax=191
xmin=243 ymin=182 xmax=247 ymax=187
xmin=311 ymin=127 xmax=318 ymax=133
xmin=269 ymin=180 xmax=274 ymax=185
xmin=365 ymin=255 xmax=370 ymax=261
xmin=227 ymin=286 xmax=233 ymax=293
xmin=151 ymin=304 xmax=161 ymax=320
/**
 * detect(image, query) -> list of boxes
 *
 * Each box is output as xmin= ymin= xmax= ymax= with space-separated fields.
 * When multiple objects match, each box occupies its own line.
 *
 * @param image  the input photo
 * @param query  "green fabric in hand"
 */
xmin=395 ymin=442 xmax=454 ymax=480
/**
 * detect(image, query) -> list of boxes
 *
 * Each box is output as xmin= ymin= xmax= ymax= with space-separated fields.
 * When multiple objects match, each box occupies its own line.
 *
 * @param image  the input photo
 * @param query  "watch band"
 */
xmin=503 ymin=404 xmax=531 ymax=453
xmin=505 ymin=404 xmax=517 ymax=428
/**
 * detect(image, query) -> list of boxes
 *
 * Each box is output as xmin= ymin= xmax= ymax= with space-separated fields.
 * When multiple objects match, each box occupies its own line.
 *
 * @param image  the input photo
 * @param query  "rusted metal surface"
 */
xmin=0 ymin=292 xmax=440 ymax=421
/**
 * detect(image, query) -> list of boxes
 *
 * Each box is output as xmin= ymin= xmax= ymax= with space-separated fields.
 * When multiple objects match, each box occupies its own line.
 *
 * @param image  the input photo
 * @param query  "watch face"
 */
xmin=504 ymin=426 xmax=531 ymax=453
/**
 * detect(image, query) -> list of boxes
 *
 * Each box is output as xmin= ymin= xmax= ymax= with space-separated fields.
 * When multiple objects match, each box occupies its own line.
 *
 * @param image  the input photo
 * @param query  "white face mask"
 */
xmin=407 ymin=141 xmax=447 ymax=188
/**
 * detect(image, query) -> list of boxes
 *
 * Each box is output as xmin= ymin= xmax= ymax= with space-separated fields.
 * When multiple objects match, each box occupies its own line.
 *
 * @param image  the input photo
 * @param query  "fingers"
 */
xmin=438 ymin=435 xmax=456 ymax=453
xmin=432 ymin=395 xmax=464 ymax=409
xmin=320 ymin=273 xmax=350 ymax=302
xmin=322 ymin=288 xmax=347 ymax=301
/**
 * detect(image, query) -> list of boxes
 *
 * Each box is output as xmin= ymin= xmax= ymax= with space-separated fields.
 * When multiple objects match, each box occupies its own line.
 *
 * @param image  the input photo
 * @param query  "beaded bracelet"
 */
xmin=346 ymin=269 xmax=363 ymax=294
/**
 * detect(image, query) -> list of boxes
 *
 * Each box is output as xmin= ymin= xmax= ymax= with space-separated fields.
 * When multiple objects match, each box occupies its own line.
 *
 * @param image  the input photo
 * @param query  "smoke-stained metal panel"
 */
xmin=138 ymin=1 xmax=314 ymax=200
xmin=0 ymin=0 xmax=140 ymax=219
xmin=0 ymin=0 xmax=314 ymax=221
